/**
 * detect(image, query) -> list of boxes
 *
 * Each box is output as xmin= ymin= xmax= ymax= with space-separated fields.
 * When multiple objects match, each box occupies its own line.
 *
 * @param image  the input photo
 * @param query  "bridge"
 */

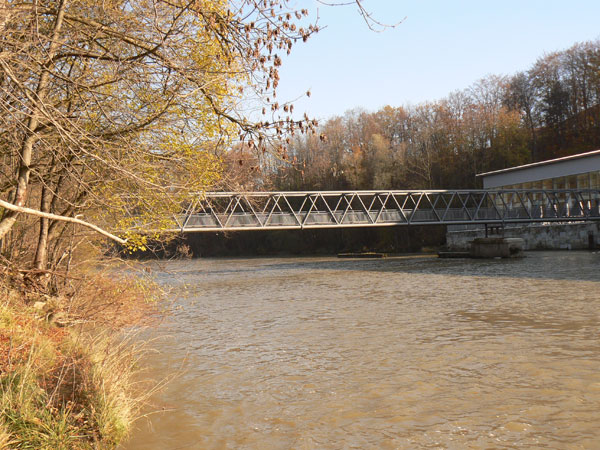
xmin=172 ymin=189 xmax=600 ymax=232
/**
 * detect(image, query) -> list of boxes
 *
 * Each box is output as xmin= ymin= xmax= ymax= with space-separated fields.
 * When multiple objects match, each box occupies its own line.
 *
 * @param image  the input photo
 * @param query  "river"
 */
xmin=123 ymin=251 xmax=600 ymax=449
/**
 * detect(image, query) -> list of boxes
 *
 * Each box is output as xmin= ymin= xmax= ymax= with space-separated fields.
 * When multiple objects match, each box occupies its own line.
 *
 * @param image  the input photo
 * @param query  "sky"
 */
xmin=275 ymin=0 xmax=600 ymax=122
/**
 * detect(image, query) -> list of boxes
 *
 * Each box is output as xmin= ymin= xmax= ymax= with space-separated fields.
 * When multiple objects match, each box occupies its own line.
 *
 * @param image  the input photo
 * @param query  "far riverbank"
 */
xmin=127 ymin=225 xmax=447 ymax=258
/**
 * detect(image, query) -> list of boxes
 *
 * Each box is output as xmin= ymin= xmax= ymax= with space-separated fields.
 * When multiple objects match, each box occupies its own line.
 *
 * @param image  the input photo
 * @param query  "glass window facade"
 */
xmin=494 ymin=170 xmax=600 ymax=210
xmin=499 ymin=170 xmax=600 ymax=191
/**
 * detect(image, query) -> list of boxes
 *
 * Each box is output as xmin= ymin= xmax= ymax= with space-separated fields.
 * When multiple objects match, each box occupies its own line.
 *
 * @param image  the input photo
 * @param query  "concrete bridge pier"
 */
xmin=470 ymin=237 xmax=524 ymax=258
xmin=484 ymin=223 xmax=504 ymax=238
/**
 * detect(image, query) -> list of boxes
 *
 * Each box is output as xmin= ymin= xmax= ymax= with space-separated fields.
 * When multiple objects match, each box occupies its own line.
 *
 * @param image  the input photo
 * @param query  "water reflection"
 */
xmin=123 ymin=251 xmax=600 ymax=449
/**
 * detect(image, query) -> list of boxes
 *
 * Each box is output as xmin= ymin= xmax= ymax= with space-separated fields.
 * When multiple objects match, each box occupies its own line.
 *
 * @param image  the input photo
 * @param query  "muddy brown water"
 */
xmin=122 ymin=251 xmax=600 ymax=449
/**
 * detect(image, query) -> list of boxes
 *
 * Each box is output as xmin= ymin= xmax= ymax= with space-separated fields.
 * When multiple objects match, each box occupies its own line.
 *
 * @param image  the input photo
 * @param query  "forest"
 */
xmin=267 ymin=40 xmax=600 ymax=191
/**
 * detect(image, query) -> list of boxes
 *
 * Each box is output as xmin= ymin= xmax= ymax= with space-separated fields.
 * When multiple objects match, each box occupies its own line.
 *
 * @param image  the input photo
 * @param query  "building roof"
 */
xmin=477 ymin=149 xmax=600 ymax=178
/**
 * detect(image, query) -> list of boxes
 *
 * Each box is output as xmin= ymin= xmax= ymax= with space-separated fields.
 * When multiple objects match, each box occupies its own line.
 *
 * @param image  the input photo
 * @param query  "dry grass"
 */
xmin=67 ymin=271 xmax=160 ymax=329
xmin=0 ymin=419 xmax=15 ymax=449
xmin=0 ymin=267 xmax=159 ymax=449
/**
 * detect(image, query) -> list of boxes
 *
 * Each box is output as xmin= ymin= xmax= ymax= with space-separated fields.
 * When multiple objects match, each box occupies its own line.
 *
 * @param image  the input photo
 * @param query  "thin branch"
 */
xmin=316 ymin=0 xmax=404 ymax=31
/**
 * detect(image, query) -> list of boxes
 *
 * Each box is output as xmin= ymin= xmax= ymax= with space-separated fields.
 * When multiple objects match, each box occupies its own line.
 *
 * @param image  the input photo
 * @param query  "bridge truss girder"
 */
xmin=172 ymin=190 xmax=600 ymax=232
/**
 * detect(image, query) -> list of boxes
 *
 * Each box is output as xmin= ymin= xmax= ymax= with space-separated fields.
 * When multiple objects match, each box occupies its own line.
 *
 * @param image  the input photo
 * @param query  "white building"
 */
xmin=447 ymin=149 xmax=600 ymax=250
xmin=477 ymin=149 xmax=600 ymax=190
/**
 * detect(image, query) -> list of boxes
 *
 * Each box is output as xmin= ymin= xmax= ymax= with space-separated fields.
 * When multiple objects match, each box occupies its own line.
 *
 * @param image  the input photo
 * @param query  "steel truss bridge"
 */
xmin=172 ymin=189 xmax=600 ymax=232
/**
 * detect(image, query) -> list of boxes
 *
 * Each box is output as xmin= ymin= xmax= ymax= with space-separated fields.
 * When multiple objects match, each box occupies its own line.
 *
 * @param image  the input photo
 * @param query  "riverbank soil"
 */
xmin=0 ymin=266 xmax=156 ymax=449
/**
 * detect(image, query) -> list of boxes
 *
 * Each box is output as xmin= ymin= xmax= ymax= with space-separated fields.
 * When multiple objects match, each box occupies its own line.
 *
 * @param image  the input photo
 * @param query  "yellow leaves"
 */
xmin=121 ymin=233 xmax=148 ymax=253
xmin=89 ymin=133 xmax=224 ymax=247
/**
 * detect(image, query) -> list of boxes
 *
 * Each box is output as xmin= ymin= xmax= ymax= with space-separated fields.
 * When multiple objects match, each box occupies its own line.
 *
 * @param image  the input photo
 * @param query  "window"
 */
xmin=577 ymin=173 xmax=589 ymax=189
xmin=590 ymin=171 xmax=600 ymax=189
xmin=542 ymin=178 xmax=553 ymax=190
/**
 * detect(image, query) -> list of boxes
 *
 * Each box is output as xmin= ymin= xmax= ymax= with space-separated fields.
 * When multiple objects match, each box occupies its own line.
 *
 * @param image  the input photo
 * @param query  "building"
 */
xmin=447 ymin=149 xmax=600 ymax=250
xmin=477 ymin=149 xmax=600 ymax=190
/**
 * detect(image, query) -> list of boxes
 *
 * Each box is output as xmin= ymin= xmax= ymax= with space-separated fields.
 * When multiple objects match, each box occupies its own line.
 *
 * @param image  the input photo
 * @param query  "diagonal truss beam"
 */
xmin=174 ymin=189 xmax=600 ymax=232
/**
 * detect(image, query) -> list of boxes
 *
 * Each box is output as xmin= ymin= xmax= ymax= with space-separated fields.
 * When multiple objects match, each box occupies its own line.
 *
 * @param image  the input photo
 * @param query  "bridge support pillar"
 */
xmin=470 ymin=237 xmax=524 ymax=258
xmin=484 ymin=223 xmax=504 ymax=238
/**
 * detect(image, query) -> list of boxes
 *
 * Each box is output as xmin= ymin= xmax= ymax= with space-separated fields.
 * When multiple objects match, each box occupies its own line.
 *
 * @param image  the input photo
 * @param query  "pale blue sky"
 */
xmin=276 ymin=0 xmax=600 ymax=121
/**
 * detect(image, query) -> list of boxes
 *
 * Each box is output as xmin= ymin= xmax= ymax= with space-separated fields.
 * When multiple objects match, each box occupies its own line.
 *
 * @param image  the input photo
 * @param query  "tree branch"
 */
xmin=0 ymin=198 xmax=127 ymax=244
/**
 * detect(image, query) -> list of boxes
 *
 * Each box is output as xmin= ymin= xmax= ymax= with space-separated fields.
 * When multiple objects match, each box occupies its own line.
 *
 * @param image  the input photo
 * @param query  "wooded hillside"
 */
xmin=271 ymin=40 xmax=600 ymax=190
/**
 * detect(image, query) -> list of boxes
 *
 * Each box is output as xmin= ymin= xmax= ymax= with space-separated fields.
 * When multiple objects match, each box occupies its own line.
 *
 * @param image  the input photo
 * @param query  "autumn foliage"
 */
xmin=272 ymin=40 xmax=600 ymax=191
xmin=0 ymin=0 xmax=323 ymax=271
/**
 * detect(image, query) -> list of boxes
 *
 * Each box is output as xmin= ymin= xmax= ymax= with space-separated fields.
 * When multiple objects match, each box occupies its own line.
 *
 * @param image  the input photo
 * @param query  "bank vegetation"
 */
xmin=0 ymin=0 xmax=339 ymax=447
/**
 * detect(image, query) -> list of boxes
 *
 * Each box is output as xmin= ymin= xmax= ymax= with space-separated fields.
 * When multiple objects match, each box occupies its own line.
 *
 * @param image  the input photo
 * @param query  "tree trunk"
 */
xmin=33 ymin=185 xmax=53 ymax=270
xmin=0 ymin=0 xmax=68 ymax=240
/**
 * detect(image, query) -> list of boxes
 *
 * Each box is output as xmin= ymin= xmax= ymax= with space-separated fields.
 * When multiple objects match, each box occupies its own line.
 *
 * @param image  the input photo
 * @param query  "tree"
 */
xmin=505 ymin=72 xmax=539 ymax=161
xmin=0 ymin=0 xmax=323 ymax=269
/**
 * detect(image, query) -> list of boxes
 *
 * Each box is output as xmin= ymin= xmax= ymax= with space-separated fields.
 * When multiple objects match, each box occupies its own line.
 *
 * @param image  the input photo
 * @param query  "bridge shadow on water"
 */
xmin=256 ymin=250 xmax=600 ymax=283
xmin=156 ymin=250 xmax=600 ymax=283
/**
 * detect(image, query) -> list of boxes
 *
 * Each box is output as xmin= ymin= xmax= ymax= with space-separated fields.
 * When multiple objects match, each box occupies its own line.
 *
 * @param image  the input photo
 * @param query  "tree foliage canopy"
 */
xmin=0 ymin=0 xmax=324 ymax=267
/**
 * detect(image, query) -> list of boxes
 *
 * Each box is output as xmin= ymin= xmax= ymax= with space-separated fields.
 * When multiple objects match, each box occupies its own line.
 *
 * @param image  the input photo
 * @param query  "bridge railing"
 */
xmin=171 ymin=189 xmax=600 ymax=232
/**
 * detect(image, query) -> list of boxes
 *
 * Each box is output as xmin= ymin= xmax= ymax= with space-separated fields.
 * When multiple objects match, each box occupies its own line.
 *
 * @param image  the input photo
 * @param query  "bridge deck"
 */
xmin=171 ymin=190 xmax=600 ymax=232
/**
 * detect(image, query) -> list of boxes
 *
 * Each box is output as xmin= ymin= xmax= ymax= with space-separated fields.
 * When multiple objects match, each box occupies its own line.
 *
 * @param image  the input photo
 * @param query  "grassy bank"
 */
xmin=0 ymin=268 xmax=156 ymax=449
